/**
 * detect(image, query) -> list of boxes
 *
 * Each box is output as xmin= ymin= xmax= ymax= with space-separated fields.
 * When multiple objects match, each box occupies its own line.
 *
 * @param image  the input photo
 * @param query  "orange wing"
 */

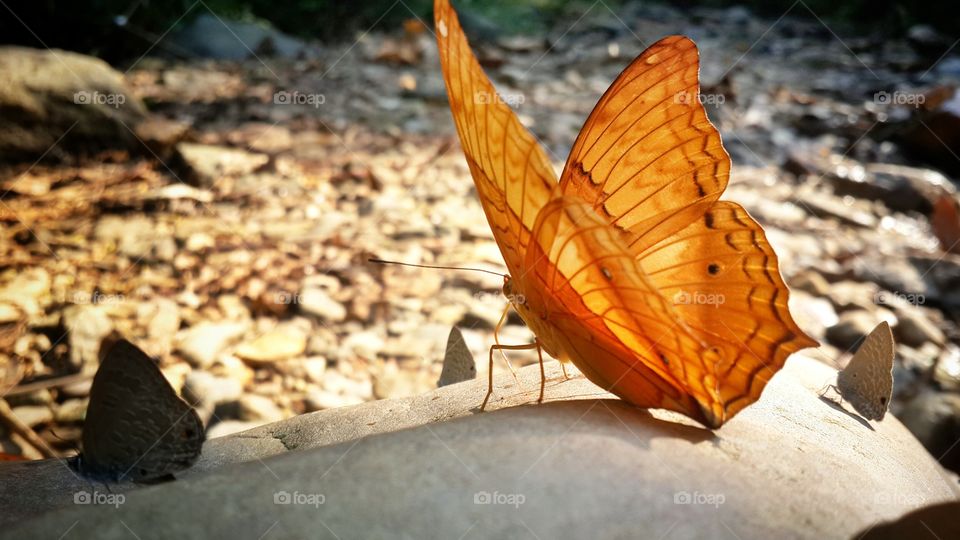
xmin=516 ymin=194 xmax=720 ymax=425
xmin=639 ymin=202 xmax=818 ymax=420
xmin=434 ymin=0 xmax=556 ymax=277
xmin=555 ymin=35 xmax=815 ymax=423
xmin=560 ymin=36 xmax=729 ymax=254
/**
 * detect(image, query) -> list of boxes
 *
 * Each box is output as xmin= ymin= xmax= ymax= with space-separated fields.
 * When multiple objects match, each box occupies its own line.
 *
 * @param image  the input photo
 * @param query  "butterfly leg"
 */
xmin=818 ymin=384 xmax=842 ymax=402
xmin=480 ymin=342 xmax=541 ymax=412
xmin=493 ymin=303 xmax=520 ymax=382
xmin=535 ymin=339 xmax=545 ymax=404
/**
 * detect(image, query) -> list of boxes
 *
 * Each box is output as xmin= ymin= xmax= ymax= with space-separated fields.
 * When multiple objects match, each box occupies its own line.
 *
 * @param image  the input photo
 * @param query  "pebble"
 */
xmin=894 ymin=309 xmax=946 ymax=347
xmin=933 ymin=345 xmax=960 ymax=391
xmin=825 ymin=310 xmax=885 ymax=350
xmin=302 ymin=357 xmax=328 ymax=384
xmin=342 ymin=330 xmax=385 ymax=361
xmin=176 ymin=320 xmax=250 ymax=368
xmin=791 ymin=270 xmax=832 ymax=297
xmin=175 ymin=143 xmax=269 ymax=186
xmin=62 ymin=305 xmax=113 ymax=370
xmin=12 ymin=405 xmax=53 ymax=428
xmin=182 ymin=371 xmax=244 ymax=408
xmin=788 ymin=291 xmax=838 ymax=342
xmin=0 ymin=268 xmax=50 ymax=317
xmin=236 ymin=394 xmax=285 ymax=423
xmin=298 ymin=287 xmax=347 ymax=322
xmin=234 ymin=325 xmax=307 ymax=364
xmin=54 ymin=399 xmax=88 ymax=423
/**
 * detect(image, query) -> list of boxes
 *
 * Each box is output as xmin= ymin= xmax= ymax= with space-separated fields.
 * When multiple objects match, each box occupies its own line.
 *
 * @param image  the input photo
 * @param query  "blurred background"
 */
xmin=1 ymin=0 xmax=959 ymax=475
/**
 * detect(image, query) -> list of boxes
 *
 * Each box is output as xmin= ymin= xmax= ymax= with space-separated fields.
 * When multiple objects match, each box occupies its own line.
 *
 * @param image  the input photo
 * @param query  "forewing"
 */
xmin=435 ymin=0 xmax=557 ymax=276
xmin=560 ymin=36 xmax=729 ymax=254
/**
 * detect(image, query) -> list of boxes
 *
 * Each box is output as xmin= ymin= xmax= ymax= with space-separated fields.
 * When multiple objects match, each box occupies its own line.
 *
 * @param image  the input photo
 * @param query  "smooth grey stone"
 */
xmin=1 ymin=355 xmax=956 ymax=539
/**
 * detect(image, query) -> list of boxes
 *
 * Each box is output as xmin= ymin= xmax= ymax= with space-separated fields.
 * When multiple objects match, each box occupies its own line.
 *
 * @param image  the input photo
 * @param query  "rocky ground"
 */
xmin=1 ymin=3 xmax=959 ymax=472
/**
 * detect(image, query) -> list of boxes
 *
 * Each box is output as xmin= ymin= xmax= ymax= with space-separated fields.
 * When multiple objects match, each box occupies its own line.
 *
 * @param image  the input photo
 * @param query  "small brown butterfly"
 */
xmin=826 ymin=321 xmax=895 ymax=421
xmin=438 ymin=327 xmax=477 ymax=387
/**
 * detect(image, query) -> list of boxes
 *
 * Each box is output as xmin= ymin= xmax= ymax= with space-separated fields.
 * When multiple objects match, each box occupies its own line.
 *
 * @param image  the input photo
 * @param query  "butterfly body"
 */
xmin=75 ymin=339 xmax=204 ymax=482
xmin=436 ymin=0 xmax=816 ymax=428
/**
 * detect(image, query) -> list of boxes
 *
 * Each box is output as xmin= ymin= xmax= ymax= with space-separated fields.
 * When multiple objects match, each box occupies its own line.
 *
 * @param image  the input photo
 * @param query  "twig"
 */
xmin=0 ymin=398 xmax=58 ymax=459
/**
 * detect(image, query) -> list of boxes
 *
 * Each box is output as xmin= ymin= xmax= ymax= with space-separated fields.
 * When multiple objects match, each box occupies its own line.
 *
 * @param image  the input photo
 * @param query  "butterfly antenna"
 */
xmin=368 ymin=258 xmax=507 ymax=278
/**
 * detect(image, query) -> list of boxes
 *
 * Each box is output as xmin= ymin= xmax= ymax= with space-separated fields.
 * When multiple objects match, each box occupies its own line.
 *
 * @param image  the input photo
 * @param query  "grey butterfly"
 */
xmin=833 ymin=321 xmax=895 ymax=421
xmin=438 ymin=327 xmax=476 ymax=387
xmin=72 ymin=339 xmax=204 ymax=482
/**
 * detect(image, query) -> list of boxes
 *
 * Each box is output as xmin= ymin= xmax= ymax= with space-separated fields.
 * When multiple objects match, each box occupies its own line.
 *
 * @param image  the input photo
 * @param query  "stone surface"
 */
xmin=175 ymin=143 xmax=270 ymax=187
xmin=1 ymin=355 xmax=956 ymax=538
xmin=0 ymin=46 xmax=147 ymax=161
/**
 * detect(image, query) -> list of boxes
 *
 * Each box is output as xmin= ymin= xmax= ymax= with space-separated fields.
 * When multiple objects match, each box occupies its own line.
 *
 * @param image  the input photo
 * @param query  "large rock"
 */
xmin=164 ymin=14 xmax=315 ymax=60
xmin=0 ymin=47 xmax=147 ymax=161
xmin=0 ymin=356 xmax=956 ymax=538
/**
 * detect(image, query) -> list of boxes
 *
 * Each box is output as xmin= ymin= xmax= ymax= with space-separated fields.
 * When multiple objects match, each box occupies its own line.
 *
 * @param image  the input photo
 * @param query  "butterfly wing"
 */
xmin=438 ymin=326 xmax=477 ymax=387
xmin=434 ymin=0 xmax=557 ymax=277
xmin=837 ymin=322 xmax=894 ymax=421
xmin=640 ymin=202 xmax=818 ymax=420
xmin=555 ymin=36 xmax=815 ymax=424
xmin=517 ymin=193 xmax=716 ymax=425
xmin=81 ymin=339 xmax=204 ymax=482
xmin=559 ymin=36 xmax=728 ymax=253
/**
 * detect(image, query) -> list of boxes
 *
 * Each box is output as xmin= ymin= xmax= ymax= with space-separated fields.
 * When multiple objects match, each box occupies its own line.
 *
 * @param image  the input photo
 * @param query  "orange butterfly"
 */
xmin=434 ymin=0 xmax=816 ymax=428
